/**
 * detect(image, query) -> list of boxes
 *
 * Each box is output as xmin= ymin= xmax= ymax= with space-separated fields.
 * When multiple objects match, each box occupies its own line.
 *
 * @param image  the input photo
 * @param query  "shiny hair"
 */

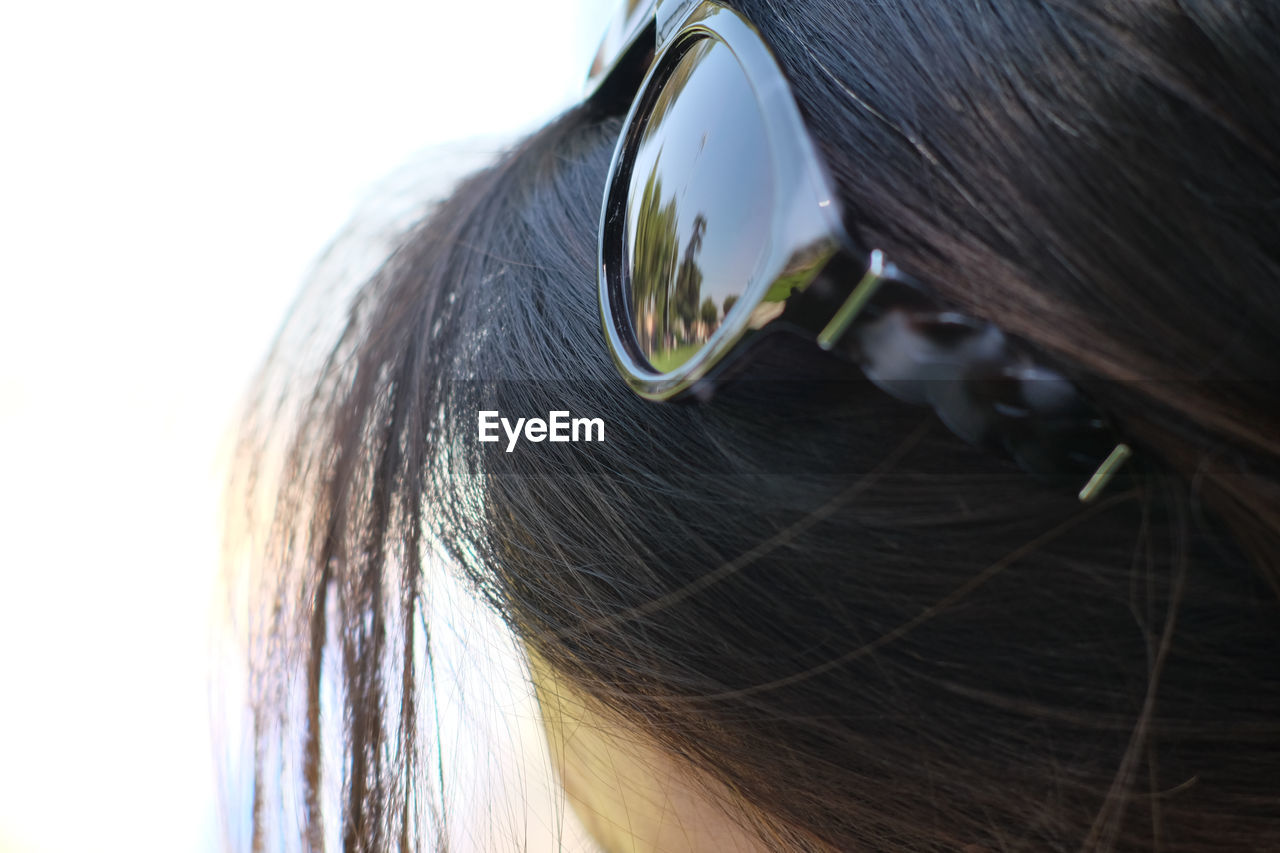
xmin=225 ymin=0 xmax=1280 ymax=849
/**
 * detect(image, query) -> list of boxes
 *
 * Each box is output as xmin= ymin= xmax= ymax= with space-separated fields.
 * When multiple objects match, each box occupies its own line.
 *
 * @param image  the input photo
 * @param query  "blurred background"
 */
xmin=0 ymin=1 xmax=612 ymax=850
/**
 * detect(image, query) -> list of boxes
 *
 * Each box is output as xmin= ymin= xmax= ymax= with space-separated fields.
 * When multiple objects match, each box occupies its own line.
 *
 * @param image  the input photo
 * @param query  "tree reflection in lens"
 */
xmin=623 ymin=37 xmax=774 ymax=374
xmin=629 ymin=162 xmax=716 ymax=373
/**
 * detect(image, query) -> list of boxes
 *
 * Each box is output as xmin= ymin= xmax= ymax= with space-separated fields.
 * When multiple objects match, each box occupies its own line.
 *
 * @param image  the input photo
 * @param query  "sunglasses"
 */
xmin=587 ymin=0 xmax=1131 ymax=501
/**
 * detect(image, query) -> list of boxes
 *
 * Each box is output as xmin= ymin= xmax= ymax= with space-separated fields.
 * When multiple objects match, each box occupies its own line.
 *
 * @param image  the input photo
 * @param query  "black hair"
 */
xmin=225 ymin=0 xmax=1280 ymax=849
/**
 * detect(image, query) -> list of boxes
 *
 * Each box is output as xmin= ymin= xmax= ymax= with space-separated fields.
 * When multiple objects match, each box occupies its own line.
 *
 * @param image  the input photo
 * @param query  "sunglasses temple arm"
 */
xmin=1077 ymin=443 xmax=1133 ymax=503
xmin=815 ymin=251 xmax=1133 ymax=503
xmin=816 ymin=250 xmax=888 ymax=350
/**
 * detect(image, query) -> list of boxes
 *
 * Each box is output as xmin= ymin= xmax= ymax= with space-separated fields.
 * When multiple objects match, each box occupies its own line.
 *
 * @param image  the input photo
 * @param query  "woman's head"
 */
xmin=229 ymin=0 xmax=1280 ymax=849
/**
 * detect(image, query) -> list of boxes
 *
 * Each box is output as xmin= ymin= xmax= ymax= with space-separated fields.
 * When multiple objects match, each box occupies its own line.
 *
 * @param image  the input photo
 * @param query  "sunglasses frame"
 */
xmin=588 ymin=0 xmax=1131 ymax=500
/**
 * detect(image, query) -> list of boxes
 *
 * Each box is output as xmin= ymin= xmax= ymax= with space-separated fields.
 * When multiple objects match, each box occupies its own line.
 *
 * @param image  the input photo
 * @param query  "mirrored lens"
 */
xmin=625 ymin=37 xmax=773 ymax=374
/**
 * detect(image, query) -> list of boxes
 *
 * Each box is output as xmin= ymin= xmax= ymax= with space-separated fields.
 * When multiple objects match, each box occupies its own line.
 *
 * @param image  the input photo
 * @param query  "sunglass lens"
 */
xmin=624 ymin=37 xmax=774 ymax=374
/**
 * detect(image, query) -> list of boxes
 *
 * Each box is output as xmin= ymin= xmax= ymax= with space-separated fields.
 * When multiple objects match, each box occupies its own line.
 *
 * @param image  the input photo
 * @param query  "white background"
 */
xmin=0 ymin=1 xmax=613 ymax=850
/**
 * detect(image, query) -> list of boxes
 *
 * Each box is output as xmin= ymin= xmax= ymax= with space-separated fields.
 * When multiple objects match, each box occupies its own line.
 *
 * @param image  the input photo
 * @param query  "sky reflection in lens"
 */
xmin=625 ymin=37 xmax=772 ymax=373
